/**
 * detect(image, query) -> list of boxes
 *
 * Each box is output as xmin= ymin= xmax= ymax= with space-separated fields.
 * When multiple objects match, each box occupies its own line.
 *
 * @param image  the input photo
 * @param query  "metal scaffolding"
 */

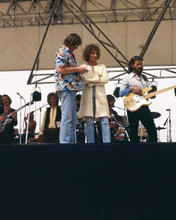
xmin=0 ymin=0 xmax=176 ymax=27
xmin=0 ymin=0 xmax=176 ymax=84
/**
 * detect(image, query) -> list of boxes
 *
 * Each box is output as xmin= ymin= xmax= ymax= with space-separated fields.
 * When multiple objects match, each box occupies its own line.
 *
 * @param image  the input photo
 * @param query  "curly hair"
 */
xmin=128 ymin=56 xmax=143 ymax=73
xmin=47 ymin=92 xmax=58 ymax=106
xmin=64 ymin=33 xmax=82 ymax=47
xmin=83 ymin=44 xmax=100 ymax=62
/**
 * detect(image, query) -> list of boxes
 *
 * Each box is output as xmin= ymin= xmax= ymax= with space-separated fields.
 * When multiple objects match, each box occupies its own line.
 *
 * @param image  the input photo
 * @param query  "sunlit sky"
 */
xmin=0 ymin=69 xmax=176 ymax=143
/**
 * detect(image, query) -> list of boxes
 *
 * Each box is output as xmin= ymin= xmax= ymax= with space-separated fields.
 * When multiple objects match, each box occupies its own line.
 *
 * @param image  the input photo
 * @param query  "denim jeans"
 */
xmin=85 ymin=117 xmax=110 ymax=143
xmin=57 ymin=90 xmax=77 ymax=143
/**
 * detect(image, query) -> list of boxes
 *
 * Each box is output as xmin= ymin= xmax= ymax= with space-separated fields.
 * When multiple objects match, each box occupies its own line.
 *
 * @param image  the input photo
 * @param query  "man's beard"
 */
xmin=134 ymin=67 xmax=143 ymax=74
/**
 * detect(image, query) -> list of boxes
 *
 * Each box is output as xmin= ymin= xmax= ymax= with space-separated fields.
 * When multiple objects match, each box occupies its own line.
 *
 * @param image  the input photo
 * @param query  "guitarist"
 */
xmin=0 ymin=94 xmax=17 ymax=144
xmin=119 ymin=56 xmax=157 ymax=143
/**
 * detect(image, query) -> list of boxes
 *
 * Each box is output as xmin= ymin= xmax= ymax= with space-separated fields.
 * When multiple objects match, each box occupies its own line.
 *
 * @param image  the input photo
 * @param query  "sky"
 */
xmin=0 ymin=69 xmax=176 ymax=143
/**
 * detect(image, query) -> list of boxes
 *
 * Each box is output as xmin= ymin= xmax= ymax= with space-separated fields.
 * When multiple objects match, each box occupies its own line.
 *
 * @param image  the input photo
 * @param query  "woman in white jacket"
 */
xmin=78 ymin=44 xmax=110 ymax=143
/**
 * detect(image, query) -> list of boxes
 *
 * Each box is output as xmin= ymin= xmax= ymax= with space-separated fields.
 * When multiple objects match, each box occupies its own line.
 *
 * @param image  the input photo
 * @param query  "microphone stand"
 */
xmin=114 ymin=106 xmax=125 ymax=111
xmin=113 ymin=106 xmax=129 ymax=127
xmin=32 ymin=103 xmax=48 ymax=130
xmin=17 ymin=93 xmax=25 ymax=144
xmin=168 ymin=109 xmax=172 ymax=142
xmin=19 ymin=97 xmax=22 ymax=144
xmin=25 ymin=95 xmax=33 ymax=144
xmin=163 ymin=109 xmax=172 ymax=142
xmin=111 ymin=114 xmax=130 ymax=142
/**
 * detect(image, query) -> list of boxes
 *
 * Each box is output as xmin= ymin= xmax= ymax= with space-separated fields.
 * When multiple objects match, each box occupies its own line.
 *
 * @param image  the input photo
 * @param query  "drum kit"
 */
xmin=138 ymin=111 xmax=166 ymax=142
xmin=76 ymin=111 xmax=165 ymax=143
xmin=109 ymin=114 xmax=130 ymax=143
xmin=110 ymin=111 xmax=165 ymax=143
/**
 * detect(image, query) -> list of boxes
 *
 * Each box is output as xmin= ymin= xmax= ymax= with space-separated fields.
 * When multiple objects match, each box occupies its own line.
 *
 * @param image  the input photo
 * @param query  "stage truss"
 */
xmin=0 ymin=0 xmax=176 ymax=84
xmin=28 ymin=65 xmax=176 ymax=85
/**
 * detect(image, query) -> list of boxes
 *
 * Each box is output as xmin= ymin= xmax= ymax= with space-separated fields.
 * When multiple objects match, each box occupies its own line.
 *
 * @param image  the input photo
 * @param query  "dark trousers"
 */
xmin=127 ymin=106 xmax=157 ymax=143
xmin=43 ymin=128 xmax=59 ymax=143
xmin=0 ymin=128 xmax=15 ymax=144
xmin=21 ymin=133 xmax=35 ymax=144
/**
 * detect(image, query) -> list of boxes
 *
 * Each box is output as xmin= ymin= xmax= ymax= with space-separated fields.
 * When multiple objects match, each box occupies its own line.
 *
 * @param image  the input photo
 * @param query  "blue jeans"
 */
xmin=86 ymin=117 xmax=111 ymax=143
xmin=57 ymin=90 xmax=77 ymax=143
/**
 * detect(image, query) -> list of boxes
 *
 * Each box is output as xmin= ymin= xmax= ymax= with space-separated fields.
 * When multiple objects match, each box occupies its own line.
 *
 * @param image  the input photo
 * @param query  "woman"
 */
xmin=78 ymin=44 xmax=110 ymax=143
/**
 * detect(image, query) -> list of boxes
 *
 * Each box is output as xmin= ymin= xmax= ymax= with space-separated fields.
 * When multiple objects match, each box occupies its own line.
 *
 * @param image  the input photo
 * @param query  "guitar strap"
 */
xmin=141 ymin=74 xmax=157 ymax=93
xmin=140 ymin=74 xmax=150 ymax=87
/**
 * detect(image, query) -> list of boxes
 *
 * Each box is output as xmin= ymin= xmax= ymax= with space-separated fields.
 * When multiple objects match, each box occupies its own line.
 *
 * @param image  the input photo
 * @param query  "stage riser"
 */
xmin=0 ymin=142 xmax=176 ymax=219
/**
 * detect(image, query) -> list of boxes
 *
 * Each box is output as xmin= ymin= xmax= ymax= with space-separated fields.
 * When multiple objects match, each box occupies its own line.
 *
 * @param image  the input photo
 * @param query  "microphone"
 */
xmin=16 ymin=92 xmax=25 ymax=100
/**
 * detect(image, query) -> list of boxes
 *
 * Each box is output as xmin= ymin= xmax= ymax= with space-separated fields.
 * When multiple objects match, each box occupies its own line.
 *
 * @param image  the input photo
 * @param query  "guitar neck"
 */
xmin=7 ymin=110 xmax=17 ymax=118
xmin=144 ymin=85 xmax=176 ymax=99
xmin=7 ymin=102 xmax=33 ymax=118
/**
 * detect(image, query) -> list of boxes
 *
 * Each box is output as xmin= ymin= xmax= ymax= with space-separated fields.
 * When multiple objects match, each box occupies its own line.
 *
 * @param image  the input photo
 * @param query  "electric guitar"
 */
xmin=0 ymin=101 xmax=34 ymax=133
xmin=123 ymin=85 xmax=176 ymax=112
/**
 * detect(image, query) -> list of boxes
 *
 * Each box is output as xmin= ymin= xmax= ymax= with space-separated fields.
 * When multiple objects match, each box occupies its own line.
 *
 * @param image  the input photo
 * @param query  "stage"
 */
xmin=1 ymin=142 xmax=176 ymax=219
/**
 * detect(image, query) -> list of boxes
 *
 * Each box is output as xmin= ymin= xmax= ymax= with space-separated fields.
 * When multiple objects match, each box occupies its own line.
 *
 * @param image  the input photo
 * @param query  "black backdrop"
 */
xmin=0 ymin=142 xmax=176 ymax=220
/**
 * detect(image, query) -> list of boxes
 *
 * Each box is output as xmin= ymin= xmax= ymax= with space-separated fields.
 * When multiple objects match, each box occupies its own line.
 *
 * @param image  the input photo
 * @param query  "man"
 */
xmin=107 ymin=94 xmax=126 ymax=143
xmin=119 ymin=56 xmax=157 ymax=143
xmin=0 ymin=94 xmax=17 ymax=144
xmin=28 ymin=92 xmax=61 ymax=144
xmin=55 ymin=33 xmax=86 ymax=143
xmin=39 ymin=92 xmax=61 ymax=143
xmin=107 ymin=94 xmax=123 ymax=124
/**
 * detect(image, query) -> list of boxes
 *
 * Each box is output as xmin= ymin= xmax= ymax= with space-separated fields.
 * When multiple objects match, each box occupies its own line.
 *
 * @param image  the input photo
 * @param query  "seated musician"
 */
xmin=29 ymin=92 xmax=61 ymax=144
xmin=107 ymin=94 xmax=123 ymax=128
xmin=107 ymin=94 xmax=126 ymax=142
xmin=22 ymin=112 xmax=36 ymax=143
xmin=0 ymin=94 xmax=17 ymax=144
xmin=119 ymin=56 xmax=157 ymax=143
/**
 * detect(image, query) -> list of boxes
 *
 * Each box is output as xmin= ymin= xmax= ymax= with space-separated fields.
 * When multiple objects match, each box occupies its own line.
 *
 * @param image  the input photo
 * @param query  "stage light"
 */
xmin=33 ymin=91 xmax=41 ymax=102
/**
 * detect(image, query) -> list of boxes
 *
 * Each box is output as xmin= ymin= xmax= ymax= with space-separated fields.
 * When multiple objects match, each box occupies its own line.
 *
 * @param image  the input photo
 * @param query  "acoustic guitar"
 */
xmin=123 ymin=85 xmax=176 ymax=112
xmin=0 ymin=101 xmax=33 ymax=133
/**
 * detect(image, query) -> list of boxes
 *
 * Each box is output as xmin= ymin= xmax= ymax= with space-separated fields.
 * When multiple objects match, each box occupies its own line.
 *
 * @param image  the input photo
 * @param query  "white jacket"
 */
xmin=78 ymin=63 xmax=110 ymax=119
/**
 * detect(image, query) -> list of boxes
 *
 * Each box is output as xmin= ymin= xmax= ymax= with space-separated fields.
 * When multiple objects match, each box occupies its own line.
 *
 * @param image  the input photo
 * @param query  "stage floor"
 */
xmin=1 ymin=142 xmax=176 ymax=219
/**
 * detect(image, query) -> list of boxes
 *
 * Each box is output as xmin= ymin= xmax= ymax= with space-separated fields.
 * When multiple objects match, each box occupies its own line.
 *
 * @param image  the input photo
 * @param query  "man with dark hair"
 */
xmin=0 ymin=94 xmax=17 ymax=144
xmin=55 ymin=33 xmax=86 ymax=143
xmin=119 ymin=56 xmax=157 ymax=143
xmin=107 ymin=94 xmax=123 ymax=122
xmin=39 ymin=92 xmax=61 ymax=143
xmin=107 ymin=94 xmax=126 ymax=142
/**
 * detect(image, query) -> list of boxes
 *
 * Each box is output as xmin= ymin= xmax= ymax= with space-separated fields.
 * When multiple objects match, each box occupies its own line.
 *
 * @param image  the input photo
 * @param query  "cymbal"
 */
xmin=156 ymin=126 xmax=166 ymax=130
xmin=151 ymin=112 xmax=161 ymax=119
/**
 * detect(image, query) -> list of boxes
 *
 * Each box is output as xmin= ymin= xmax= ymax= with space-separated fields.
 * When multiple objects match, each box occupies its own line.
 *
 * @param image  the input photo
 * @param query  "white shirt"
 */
xmin=120 ymin=72 xmax=151 ymax=97
xmin=39 ymin=107 xmax=57 ymax=135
